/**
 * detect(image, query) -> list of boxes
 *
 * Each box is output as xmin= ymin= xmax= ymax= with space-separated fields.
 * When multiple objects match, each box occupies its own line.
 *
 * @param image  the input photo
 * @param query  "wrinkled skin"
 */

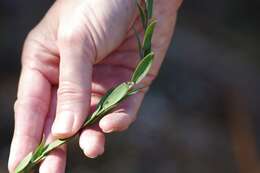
xmin=8 ymin=0 xmax=182 ymax=172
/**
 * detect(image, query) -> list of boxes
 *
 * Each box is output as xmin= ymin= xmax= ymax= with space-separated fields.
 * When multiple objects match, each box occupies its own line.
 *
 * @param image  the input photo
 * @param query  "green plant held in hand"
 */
xmin=15 ymin=0 xmax=156 ymax=172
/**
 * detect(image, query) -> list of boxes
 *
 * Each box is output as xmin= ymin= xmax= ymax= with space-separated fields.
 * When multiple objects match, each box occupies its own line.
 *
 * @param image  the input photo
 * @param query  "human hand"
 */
xmin=8 ymin=0 xmax=182 ymax=172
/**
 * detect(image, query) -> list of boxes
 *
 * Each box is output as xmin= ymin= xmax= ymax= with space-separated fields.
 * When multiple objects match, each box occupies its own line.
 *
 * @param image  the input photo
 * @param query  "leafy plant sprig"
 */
xmin=15 ymin=0 xmax=156 ymax=172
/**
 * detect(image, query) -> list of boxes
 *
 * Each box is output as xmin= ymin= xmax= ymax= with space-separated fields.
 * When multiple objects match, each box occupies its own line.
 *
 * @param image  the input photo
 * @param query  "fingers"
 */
xmin=99 ymin=92 xmax=145 ymax=133
xmin=51 ymin=32 xmax=95 ymax=138
xmin=40 ymin=88 xmax=67 ymax=173
xmin=78 ymin=94 xmax=104 ymax=158
xmin=99 ymin=112 xmax=135 ymax=133
xmin=79 ymin=127 xmax=105 ymax=158
xmin=8 ymin=65 xmax=51 ymax=172
xmin=39 ymin=147 xmax=67 ymax=173
xmin=79 ymin=91 xmax=144 ymax=158
xmin=77 ymin=59 xmax=147 ymax=158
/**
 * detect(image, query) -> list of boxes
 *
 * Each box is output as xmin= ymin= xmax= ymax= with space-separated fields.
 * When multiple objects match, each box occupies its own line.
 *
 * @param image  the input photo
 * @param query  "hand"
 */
xmin=8 ymin=0 xmax=182 ymax=172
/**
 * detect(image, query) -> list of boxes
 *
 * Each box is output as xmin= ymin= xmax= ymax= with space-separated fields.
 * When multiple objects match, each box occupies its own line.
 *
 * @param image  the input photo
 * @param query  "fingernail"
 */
xmin=52 ymin=111 xmax=74 ymax=134
xmin=103 ymin=128 xmax=114 ymax=133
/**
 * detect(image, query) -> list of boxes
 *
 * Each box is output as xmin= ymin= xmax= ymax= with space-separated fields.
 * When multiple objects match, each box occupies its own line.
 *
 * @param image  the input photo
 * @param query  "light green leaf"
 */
xmin=93 ymin=87 xmax=114 ymax=115
xmin=15 ymin=152 xmax=33 ymax=173
xmin=84 ymin=83 xmax=132 ymax=127
xmin=143 ymin=20 xmax=157 ymax=56
xmin=84 ymin=87 xmax=115 ymax=127
xmin=31 ymin=136 xmax=46 ymax=162
xmin=84 ymin=103 xmax=118 ymax=126
xmin=101 ymin=83 xmax=131 ymax=111
xmin=42 ymin=139 xmax=65 ymax=156
xmin=83 ymin=82 xmax=133 ymax=127
xmin=131 ymin=52 xmax=154 ymax=84
xmin=146 ymin=0 xmax=154 ymax=19
xmin=90 ymin=87 xmax=135 ymax=124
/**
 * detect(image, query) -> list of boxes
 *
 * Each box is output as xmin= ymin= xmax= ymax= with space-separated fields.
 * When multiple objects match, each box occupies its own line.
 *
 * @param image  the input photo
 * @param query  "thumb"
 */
xmin=52 ymin=32 xmax=95 ymax=139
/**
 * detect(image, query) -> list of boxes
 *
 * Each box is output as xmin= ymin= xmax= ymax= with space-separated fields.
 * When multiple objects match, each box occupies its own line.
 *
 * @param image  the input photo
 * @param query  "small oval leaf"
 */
xmin=84 ymin=87 xmax=115 ymax=126
xmin=101 ymin=83 xmax=131 ymax=111
xmin=143 ymin=20 xmax=157 ymax=56
xmin=32 ymin=136 xmax=46 ymax=162
xmin=93 ymin=87 xmax=114 ymax=115
xmin=42 ymin=139 xmax=66 ymax=156
xmin=15 ymin=152 xmax=33 ymax=173
xmin=131 ymin=52 xmax=154 ymax=84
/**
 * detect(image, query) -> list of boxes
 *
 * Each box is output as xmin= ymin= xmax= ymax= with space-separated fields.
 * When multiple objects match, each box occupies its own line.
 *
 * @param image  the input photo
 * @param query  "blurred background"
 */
xmin=1 ymin=0 xmax=260 ymax=172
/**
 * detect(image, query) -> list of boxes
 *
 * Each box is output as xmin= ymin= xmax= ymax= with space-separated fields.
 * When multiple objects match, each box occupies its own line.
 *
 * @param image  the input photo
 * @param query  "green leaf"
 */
xmin=31 ymin=136 xmax=46 ymax=162
xmin=84 ymin=83 xmax=132 ymax=127
xmin=84 ymin=83 xmax=132 ymax=126
xmin=42 ymin=139 xmax=66 ymax=156
xmin=131 ymin=52 xmax=154 ymax=84
xmin=146 ymin=0 xmax=154 ymax=19
xmin=84 ymin=87 xmax=115 ymax=127
xmin=101 ymin=82 xmax=131 ymax=111
xmin=143 ymin=20 xmax=157 ymax=56
xmin=93 ymin=87 xmax=114 ymax=115
xmin=15 ymin=152 xmax=33 ymax=173
xmin=137 ymin=1 xmax=147 ymax=29
xmin=84 ymin=103 xmax=118 ymax=126
xmin=83 ymin=83 xmax=130 ymax=127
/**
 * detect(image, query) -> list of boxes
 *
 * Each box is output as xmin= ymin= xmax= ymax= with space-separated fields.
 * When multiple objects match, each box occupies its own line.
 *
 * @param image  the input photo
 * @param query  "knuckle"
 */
xmin=57 ymin=81 xmax=88 ymax=103
xmin=21 ymin=31 xmax=46 ymax=67
xmin=14 ymin=96 xmax=49 ymax=117
xmin=58 ymin=29 xmax=81 ymax=46
xmin=57 ymin=26 xmax=96 ymax=63
xmin=21 ymin=36 xmax=37 ymax=66
xmin=21 ymin=48 xmax=41 ymax=68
